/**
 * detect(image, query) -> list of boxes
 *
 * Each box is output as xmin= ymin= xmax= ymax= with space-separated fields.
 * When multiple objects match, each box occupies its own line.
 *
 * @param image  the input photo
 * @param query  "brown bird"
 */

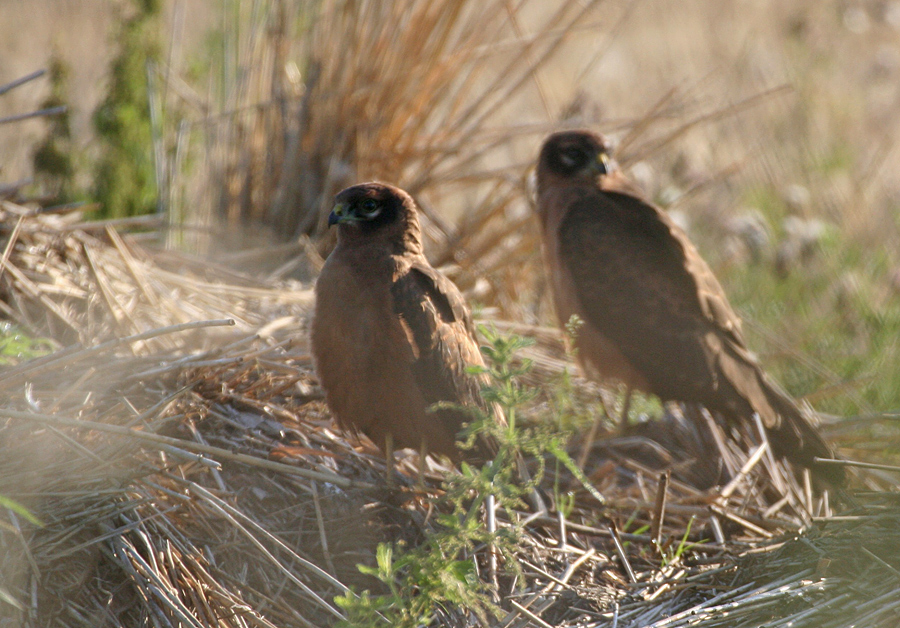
xmin=311 ymin=182 xmax=490 ymax=463
xmin=535 ymin=130 xmax=843 ymax=484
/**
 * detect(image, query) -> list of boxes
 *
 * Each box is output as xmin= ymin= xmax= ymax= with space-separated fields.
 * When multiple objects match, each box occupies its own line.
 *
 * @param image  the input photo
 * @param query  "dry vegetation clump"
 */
xmin=0 ymin=200 xmax=898 ymax=627
xmin=2 ymin=1 xmax=900 ymax=626
xmin=13 ymin=0 xmax=900 ymax=413
xmin=158 ymin=0 xmax=815 ymax=324
xmin=158 ymin=0 xmax=624 ymax=321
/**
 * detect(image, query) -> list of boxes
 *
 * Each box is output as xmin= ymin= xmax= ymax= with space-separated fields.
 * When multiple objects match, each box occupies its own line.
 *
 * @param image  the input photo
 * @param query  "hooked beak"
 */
xmin=595 ymin=152 xmax=613 ymax=176
xmin=328 ymin=202 xmax=351 ymax=226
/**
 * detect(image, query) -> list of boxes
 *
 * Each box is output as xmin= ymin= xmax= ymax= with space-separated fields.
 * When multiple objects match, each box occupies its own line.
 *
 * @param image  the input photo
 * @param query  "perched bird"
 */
xmin=311 ymin=182 xmax=490 ymax=463
xmin=534 ymin=130 xmax=843 ymax=484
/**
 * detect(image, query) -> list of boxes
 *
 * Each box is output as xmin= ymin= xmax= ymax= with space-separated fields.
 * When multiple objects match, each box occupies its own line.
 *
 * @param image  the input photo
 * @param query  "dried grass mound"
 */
xmin=158 ymin=0 xmax=630 ymax=323
xmin=0 ymin=207 xmax=898 ymax=627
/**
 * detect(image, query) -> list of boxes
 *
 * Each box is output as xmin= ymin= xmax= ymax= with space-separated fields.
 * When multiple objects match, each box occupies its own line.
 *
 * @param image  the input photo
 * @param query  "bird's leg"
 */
xmin=385 ymin=433 xmax=395 ymax=487
xmin=417 ymin=439 xmax=427 ymax=490
xmin=619 ymin=383 xmax=634 ymax=432
xmin=579 ymin=388 xmax=620 ymax=468
xmin=576 ymin=411 xmax=603 ymax=471
xmin=512 ymin=453 xmax=547 ymax=514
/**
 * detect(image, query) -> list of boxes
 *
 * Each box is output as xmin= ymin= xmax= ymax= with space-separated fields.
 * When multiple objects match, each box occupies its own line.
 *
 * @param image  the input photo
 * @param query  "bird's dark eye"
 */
xmin=558 ymin=146 xmax=587 ymax=169
xmin=360 ymin=198 xmax=381 ymax=218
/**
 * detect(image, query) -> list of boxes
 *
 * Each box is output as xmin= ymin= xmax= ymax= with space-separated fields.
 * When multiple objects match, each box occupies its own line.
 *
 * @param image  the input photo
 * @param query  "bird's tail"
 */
xmin=716 ymin=339 xmax=845 ymax=485
xmin=759 ymin=378 xmax=846 ymax=486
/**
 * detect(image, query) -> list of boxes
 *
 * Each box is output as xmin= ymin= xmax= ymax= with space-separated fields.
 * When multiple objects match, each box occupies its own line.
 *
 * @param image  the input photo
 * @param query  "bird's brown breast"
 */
xmin=537 ymin=184 xmax=649 ymax=390
xmin=313 ymin=250 xmax=423 ymax=438
xmin=311 ymin=246 xmax=469 ymax=458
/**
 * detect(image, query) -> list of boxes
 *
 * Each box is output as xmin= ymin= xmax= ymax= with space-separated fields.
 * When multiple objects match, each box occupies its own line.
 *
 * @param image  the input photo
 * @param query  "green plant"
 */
xmin=335 ymin=534 xmax=497 ymax=627
xmin=660 ymin=516 xmax=701 ymax=567
xmin=91 ymin=0 xmax=161 ymax=218
xmin=0 ymin=494 xmax=43 ymax=527
xmin=335 ymin=328 xmax=574 ymax=627
xmin=0 ymin=323 xmax=53 ymax=366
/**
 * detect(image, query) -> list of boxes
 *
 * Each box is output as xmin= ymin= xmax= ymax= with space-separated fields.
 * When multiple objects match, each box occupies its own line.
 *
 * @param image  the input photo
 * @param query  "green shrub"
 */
xmin=91 ymin=0 xmax=161 ymax=218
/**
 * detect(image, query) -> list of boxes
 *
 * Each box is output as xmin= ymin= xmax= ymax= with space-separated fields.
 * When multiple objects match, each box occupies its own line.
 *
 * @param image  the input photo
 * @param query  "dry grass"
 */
xmin=153 ymin=0 xmax=777 ymax=322
xmin=158 ymin=0 xmax=613 ymax=305
xmin=147 ymin=0 xmax=900 ymax=418
xmin=2 ymin=1 xmax=900 ymax=626
xmin=0 ymin=193 xmax=899 ymax=627
xmin=7 ymin=1 xmax=900 ymax=382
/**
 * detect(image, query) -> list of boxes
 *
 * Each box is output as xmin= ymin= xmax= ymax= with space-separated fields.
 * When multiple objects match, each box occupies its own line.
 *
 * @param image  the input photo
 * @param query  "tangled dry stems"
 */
xmin=0 ymin=196 xmax=898 ymax=627
xmin=1 ymin=1 xmax=900 ymax=624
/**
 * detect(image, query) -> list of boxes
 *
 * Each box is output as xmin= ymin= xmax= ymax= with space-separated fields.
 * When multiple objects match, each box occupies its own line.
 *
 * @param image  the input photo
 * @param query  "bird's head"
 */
xmin=329 ymin=182 xmax=423 ymax=253
xmin=536 ymin=130 xmax=616 ymax=191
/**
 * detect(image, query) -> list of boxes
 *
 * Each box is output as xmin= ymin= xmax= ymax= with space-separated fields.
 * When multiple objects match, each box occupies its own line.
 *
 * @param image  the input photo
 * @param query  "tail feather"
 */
xmin=761 ymin=378 xmax=845 ymax=486
xmin=715 ymin=341 xmax=845 ymax=485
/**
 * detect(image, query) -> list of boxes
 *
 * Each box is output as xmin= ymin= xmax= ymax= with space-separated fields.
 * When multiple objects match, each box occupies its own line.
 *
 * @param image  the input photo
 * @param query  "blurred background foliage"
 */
xmin=2 ymin=0 xmax=899 ymax=419
xmin=89 ymin=0 xmax=162 ymax=218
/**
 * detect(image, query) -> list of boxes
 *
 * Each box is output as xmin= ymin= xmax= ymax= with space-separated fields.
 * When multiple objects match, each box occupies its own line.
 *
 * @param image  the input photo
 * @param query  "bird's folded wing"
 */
xmin=390 ymin=262 xmax=485 ymax=408
xmin=558 ymin=191 xmax=739 ymax=398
